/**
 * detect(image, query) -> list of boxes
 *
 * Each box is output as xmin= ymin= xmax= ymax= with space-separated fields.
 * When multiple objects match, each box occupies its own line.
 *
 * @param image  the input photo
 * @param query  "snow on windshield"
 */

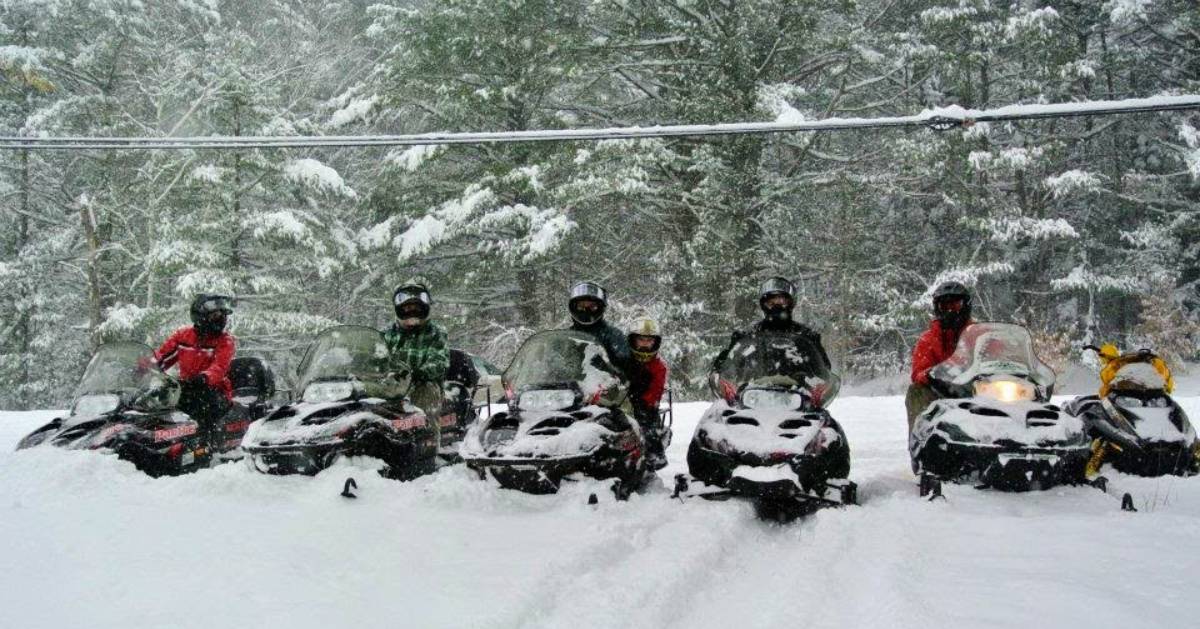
xmin=932 ymin=323 xmax=1055 ymax=387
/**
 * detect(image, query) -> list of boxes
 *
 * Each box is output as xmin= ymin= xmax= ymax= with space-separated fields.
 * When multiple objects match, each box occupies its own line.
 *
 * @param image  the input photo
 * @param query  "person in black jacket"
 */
xmin=567 ymin=280 xmax=630 ymax=373
xmin=712 ymin=276 xmax=832 ymax=373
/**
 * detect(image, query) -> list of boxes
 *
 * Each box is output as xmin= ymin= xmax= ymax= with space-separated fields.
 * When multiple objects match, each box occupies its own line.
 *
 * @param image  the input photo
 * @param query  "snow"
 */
xmin=283 ymin=158 xmax=358 ymax=199
xmin=3 ymin=396 xmax=1200 ymax=629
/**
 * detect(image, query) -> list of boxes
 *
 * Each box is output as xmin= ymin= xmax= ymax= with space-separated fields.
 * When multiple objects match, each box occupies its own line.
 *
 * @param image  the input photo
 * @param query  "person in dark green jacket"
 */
xmin=384 ymin=280 xmax=449 ymax=414
xmin=567 ymin=280 xmax=631 ymax=374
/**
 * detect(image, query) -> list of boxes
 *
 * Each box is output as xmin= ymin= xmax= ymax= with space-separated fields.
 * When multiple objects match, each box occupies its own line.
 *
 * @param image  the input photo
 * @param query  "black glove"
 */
xmin=186 ymin=374 xmax=208 ymax=387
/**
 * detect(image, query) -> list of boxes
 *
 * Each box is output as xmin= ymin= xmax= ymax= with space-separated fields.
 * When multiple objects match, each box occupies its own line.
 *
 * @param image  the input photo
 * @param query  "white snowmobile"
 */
xmin=910 ymin=322 xmax=1090 ymax=493
xmin=460 ymin=329 xmax=647 ymax=497
xmin=678 ymin=331 xmax=856 ymax=521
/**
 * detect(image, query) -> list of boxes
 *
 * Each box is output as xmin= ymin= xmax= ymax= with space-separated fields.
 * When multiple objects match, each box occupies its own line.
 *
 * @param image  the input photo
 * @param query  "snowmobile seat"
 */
xmin=229 ymin=356 xmax=276 ymax=405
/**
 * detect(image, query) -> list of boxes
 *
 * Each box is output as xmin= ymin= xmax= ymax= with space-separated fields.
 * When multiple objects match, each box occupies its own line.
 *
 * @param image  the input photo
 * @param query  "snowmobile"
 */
xmin=1065 ymin=345 xmax=1198 ymax=477
xmin=242 ymin=325 xmax=439 ymax=479
xmin=460 ymin=329 xmax=646 ymax=496
xmin=910 ymin=322 xmax=1090 ymax=493
xmin=433 ymin=348 xmax=488 ymax=463
xmin=16 ymin=342 xmax=274 ymax=476
xmin=679 ymin=332 xmax=856 ymax=521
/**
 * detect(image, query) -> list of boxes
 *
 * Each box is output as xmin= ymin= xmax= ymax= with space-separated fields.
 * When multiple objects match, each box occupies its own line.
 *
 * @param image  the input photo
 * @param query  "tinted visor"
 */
xmin=197 ymin=295 xmax=235 ymax=314
xmin=569 ymin=282 xmax=606 ymax=303
xmin=935 ymin=297 xmax=966 ymax=313
xmin=759 ymin=277 xmax=794 ymax=299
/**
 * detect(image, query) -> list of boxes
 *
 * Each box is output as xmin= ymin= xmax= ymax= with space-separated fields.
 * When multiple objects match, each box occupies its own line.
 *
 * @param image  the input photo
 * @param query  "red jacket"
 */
xmin=911 ymin=319 xmax=971 ymax=385
xmin=154 ymin=326 xmax=236 ymax=399
xmin=630 ymin=355 xmax=669 ymax=410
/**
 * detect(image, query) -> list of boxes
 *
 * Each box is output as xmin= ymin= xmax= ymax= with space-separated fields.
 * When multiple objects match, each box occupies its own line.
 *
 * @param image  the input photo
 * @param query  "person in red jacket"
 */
xmin=627 ymin=316 xmax=669 ymax=470
xmin=152 ymin=294 xmax=237 ymax=427
xmin=906 ymin=281 xmax=974 ymax=429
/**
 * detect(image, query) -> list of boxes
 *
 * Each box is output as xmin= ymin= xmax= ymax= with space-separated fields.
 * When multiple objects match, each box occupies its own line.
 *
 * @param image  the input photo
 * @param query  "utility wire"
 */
xmin=1 ymin=95 xmax=1197 ymax=151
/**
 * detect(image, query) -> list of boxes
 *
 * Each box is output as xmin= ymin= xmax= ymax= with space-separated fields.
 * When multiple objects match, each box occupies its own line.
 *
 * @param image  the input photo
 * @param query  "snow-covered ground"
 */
xmin=2 ymin=397 xmax=1199 ymax=629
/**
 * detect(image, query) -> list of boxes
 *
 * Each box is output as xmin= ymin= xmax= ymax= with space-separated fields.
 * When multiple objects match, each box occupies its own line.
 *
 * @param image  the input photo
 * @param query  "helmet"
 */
xmin=393 ymin=281 xmax=432 ymax=328
xmin=190 ymin=294 xmax=234 ymax=336
xmin=758 ymin=276 xmax=795 ymax=322
xmin=568 ymin=281 xmax=607 ymax=326
xmin=627 ymin=316 xmax=662 ymax=363
xmin=931 ymin=281 xmax=971 ymax=330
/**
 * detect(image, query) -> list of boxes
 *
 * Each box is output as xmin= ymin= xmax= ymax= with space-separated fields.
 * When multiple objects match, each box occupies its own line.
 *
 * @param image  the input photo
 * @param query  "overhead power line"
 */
xmin=1 ymin=95 xmax=1197 ymax=151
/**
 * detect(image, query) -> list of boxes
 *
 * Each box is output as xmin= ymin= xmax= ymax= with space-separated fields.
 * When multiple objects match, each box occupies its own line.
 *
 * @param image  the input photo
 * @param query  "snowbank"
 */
xmin=2 ymin=398 xmax=1199 ymax=629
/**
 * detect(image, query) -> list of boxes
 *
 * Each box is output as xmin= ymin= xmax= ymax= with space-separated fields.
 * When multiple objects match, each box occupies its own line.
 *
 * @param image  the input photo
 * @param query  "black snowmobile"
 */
xmin=16 ymin=341 xmax=274 ymax=476
xmin=910 ymin=322 xmax=1090 ymax=493
xmin=242 ymin=325 xmax=439 ymax=479
xmin=460 ymin=329 xmax=646 ymax=496
xmin=679 ymin=332 xmax=856 ymax=521
xmin=1065 ymin=346 xmax=1198 ymax=477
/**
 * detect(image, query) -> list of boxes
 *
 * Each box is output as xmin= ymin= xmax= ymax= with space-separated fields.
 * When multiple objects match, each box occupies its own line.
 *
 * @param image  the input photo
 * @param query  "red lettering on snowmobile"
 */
xmin=153 ymin=425 xmax=197 ymax=442
xmin=438 ymin=414 xmax=457 ymax=427
xmin=391 ymin=415 xmax=427 ymax=431
xmin=223 ymin=420 xmax=250 ymax=433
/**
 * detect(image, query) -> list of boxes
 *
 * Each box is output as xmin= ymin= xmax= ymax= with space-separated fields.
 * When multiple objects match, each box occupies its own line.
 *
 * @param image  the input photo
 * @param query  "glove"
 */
xmin=187 ymin=373 xmax=209 ymax=387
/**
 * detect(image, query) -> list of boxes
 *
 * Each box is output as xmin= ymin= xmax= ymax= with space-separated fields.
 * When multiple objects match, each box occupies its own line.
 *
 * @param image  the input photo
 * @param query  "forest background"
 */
xmin=2 ymin=0 xmax=1199 ymax=408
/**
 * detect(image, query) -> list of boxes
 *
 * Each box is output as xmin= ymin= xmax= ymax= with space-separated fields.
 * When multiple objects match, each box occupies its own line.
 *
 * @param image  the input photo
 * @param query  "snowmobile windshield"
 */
xmin=713 ymin=333 xmax=841 ymax=407
xmin=73 ymin=342 xmax=178 ymax=413
xmin=928 ymin=322 xmax=1055 ymax=390
xmin=295 ymin=326 xmax=409 ymax=400
xmin=504 ymin=330 xmax=627 ymax=408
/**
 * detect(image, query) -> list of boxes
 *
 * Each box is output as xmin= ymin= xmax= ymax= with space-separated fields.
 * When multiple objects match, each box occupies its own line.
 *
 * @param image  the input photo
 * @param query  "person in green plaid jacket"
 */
xmin=384 ymin=280 xmax=449 ymax=414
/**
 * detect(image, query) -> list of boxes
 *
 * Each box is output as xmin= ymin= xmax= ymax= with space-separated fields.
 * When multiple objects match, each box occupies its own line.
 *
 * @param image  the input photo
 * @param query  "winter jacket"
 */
xmin=712 ymin=319 xmax=832 ymax=373
xmin=154 ymin=326 xmax=236 ymax=400
xmin=910 ymin=319 xmax=972 ymax=385
xmin=570 ymin=319 xmax=631 ymax=374
xmin=629 ymin=355 xmax=669 ymax=413
xmin=384 ymin=321 xmax=450 ymax=384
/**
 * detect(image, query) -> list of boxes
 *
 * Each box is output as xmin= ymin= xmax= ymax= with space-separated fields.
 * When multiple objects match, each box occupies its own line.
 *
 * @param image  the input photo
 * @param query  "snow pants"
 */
xmin=905 ymin=383 xmax=938 ymax=431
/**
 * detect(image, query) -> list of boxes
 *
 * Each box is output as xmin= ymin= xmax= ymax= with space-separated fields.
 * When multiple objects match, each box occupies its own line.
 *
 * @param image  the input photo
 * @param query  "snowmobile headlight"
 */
xmin=740 ymin=388 xmax=805 ymax=411
xmin=303 ymin=381 xmax=356 ymax=403
xmin=518 ymin=389 xmax=577 ymax=412
xmin=974 ymin=378 xmax=1034 ymax=403
xmin=73 ymin=394 xmax=120 ymax=417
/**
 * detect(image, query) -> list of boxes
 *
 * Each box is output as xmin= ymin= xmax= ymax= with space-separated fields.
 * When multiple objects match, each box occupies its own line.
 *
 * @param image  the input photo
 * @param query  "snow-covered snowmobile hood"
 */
xmin=916 ymin=398 xmax=1086 ymax=446
xmin=39 ymin=410 xmax=196 ymax=451
xmin=243 ymin=399 xmax=423 ymax=449
xmin=461 ymin=405 xmax=622 ymax=462
xmin=1106 ymin=396 xmax=1195 ymax=445
xmin=695 ymin=400 xmax=834 ymax=458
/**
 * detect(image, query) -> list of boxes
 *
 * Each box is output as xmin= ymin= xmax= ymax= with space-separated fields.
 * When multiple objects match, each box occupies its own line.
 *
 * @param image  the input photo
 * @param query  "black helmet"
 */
xmin=568 ymin=281 xmax=607 ymax=326
xmin=393 ymin=281 xmax=432 ymax=327
xmin=758 ymin=276 xmax=795 ymax=322
xmin=190 ymin=294 xmax=234 ymax=336
xmin=931 ymin=281 xmax=972 ymax=329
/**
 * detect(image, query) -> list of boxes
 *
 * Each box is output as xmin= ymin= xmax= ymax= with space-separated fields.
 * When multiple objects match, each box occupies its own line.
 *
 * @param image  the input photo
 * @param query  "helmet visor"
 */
xmin=759 ymin=277 xmax=794 ymax=298
xmin=569 ymin=282 xmax=606 ymax=303
xmin=197 ymin=295 xmax=235 ymax=314
xmin=935 ymin=297 xmax=966 ymax=314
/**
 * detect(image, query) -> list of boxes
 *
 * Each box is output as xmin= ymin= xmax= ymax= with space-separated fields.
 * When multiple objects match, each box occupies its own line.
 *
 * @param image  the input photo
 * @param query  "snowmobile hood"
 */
xmin=461 ymin=406 xmax=617 ymax=462
xmin=1107 ymin=396 xmax=1195 ymax=445
xmin=916 ymin=398 xmax=1086 ymax=446
xmin=42 ymin=410 xmax=196 ymax=451
xmin=695 ymin=400 xmax=834 ymax=458
xmin=243 ymin=400 xmax=420 ymax=449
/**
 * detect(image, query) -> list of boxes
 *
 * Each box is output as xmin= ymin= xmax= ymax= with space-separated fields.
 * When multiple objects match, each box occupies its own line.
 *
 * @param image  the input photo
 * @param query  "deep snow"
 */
xmin=2 ymin=397 xmax=1199 ymax=629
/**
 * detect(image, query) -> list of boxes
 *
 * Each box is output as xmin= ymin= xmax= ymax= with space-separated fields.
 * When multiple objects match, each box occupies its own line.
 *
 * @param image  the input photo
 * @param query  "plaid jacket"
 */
xmin=383 ymin=321 xmax=450 ymax=384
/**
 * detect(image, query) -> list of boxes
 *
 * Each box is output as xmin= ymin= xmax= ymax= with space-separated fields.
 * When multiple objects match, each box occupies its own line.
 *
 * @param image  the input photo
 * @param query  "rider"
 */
xmin=712 ymin=276 xmax=832 ymax=373
xmin=906 ymin=281 xmax=974 ymax=428
xmin=627 ymin=316 xmax=669 ymax=470
xmin=383 ymin=279 xmax=449 ymax=414
xmin=567 ymin=280 xmax=631 ymax=372
xmin=152 ymin=294 xmax=238 ymax=432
